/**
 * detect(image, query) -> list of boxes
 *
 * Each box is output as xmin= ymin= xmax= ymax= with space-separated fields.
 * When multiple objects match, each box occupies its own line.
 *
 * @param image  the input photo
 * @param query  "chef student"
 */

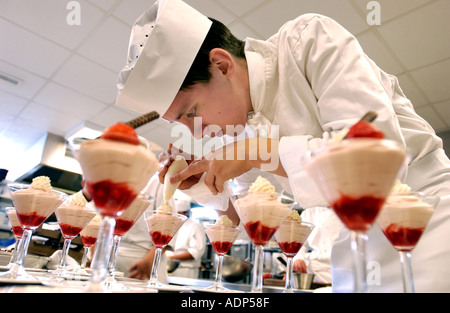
xmin=116 ymin=0 xmax=450 ymax=292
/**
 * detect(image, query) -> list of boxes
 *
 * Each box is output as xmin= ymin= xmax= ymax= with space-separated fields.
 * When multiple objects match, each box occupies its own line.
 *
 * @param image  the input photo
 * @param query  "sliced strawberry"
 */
xmin=346 ymin=121 xmax=384 ymax=139
xmin=101 ymin=122 xmax=139 ymax=145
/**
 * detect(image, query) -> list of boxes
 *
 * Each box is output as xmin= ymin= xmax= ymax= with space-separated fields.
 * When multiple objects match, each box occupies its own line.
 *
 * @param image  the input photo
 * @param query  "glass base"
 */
xmin=202 ymin=282 xmax=243 ymax=293
xmin=0 ymin=264 xmax=39 ymax=282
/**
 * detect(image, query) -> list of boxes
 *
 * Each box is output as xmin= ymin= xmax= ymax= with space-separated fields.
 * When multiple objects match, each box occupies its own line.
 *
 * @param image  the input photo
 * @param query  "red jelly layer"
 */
xmin=211 ymin=241 xmax=233 ymax=255
xmin=278 ymin=241 xmax=303 ymax=256
xmin=150 ymin=231 xmax=173 ymax=248
xmin=114 ymin=219 xmax=134 ymax=237
xmin=244 ymin=221 xmax=278 ymax=246
xmin=331 ymin=194 xmax=385 ymax=232
xmin=382 ymin=224 xmax=425 ymax=252
xmin=17 ymin=212 xmax=47 ymax=228
xmin=81 ymin=235 xmax=97 ymax=247
xmin=59 ymin=223 xmax=83 ymax=238
xmin=86 ymin=180 xmax=137 ymax=217
xmin=11 ymin=226 xmax=24 ymax=239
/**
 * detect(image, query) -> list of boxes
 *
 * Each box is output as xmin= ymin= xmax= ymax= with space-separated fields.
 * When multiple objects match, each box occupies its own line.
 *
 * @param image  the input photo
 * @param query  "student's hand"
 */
xmin=158 ymin=143 xmax=202 ymax=190
xmin=293 ymin=259 xmax=308 ymax=273
xmin=170 ymin=143 xmax=252 ymax=195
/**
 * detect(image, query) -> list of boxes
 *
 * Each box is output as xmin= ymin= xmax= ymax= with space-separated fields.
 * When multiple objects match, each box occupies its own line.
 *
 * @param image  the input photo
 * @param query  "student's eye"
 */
xmin=186 ymin=107 xmax=196 ymax=118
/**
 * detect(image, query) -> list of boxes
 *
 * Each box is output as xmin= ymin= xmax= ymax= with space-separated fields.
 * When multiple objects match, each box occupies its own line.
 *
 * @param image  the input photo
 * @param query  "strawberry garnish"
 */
xmin=346 ymin=120 xmax=384 ymax=139
xmin=101 ymin=122 xmax=139 ymax=145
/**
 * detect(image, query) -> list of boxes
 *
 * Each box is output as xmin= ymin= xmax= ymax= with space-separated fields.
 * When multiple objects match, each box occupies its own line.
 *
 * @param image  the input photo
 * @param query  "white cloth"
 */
xmin=178 ymin=174 xmax=232 ymax=211
xmin=242 ymin=14 xmax=450 ymax=292
xmin=294 ymin=206 xmax=344 ymax=284
xmin=168 ymin=218 xmax=206 ymax=278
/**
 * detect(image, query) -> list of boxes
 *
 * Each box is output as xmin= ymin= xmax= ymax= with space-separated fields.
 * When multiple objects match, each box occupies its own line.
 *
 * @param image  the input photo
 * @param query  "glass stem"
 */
xmin=284 ymin=257 xmax=294 ymax=293
xmin=15 ymin=229 xmax=32 ymax=268
xmin=149 ymin=247 xmax=162 ymax=285
xmin=80 ymin=247 xmax=89 ymax=270
xmin=251 ymin=245 xmax=264 ymax=293
xmin=214 ymin=254 xmax=224 ymax=288
xmin=108 ymin=236 xmax=121 ymax=278
xmin=58 ymin=238 xmax=72 ymax=271
xmin=399 ymin=251 xmax=415 ymax=293
xmin=350 ymin=231 xmax=368 ymax=293
xmin=9 ymin=238 xmax=22 ymax=265
xmin=88 ymin=215 xmax=116 ymax=290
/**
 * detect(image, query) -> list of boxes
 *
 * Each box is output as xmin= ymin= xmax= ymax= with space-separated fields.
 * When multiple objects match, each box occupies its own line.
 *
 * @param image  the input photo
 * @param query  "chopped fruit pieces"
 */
xmin=101 ymin=122 xmax=139 ymax=145
xmin=346 ymin=121 xmax=385 ymax=139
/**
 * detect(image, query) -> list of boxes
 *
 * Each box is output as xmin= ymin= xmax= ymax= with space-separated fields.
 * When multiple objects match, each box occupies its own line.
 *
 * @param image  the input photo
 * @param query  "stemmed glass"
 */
xmin=4 ymin=207 xmax=24 ymax=268
xmin=274 ymin=217 xmax=314 ymax=293
xmin=144 ymin=209 xmax=187 ymax=288
xmin=73 ymin=134 xmax=157 ymax=292
xmin=231 ymin=192 xmax=294 ymax=293
xmin=0 ymin=183 xmax=67 ymax=281
xmin=79 ymin=216 xmax=101 ymax=275
xmin=53 ymin=196 xmax=96 ymax=277
xmin=106 ymin=193 xmax=154 ymax=289
xmin=377 ymin=192 xmax=439 ymax=293
xmin=204 ymin=222 xmax=242 ymax=292
xmin=304 ymin=139 xmax=406 ymax=292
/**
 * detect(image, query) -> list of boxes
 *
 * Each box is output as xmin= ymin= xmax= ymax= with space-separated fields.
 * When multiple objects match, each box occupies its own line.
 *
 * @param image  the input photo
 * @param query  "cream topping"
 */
xmin=30 ymin=176 xmax=52 ymax=193
xmin=285 ymin=209 xmax=302 ymax=222
xmin=248 ymin=176 xmax=275 ymax=193
xmin=216 ymin=215 xmax=233 ymax=226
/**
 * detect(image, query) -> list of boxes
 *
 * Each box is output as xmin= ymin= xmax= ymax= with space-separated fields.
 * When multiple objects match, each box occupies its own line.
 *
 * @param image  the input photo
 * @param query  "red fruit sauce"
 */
xmin=11 ymin=226 xmax=24 ymax=239
xmin=150 ymin=231 xmax=173 ymax=248
xmin=244 ymin=221 xmax=278 ymax=246
xmin=114 ymin=219 xmax=134 ymax=237
xmin=211 ymin=241 xmax=233 ymax=255
xmin=278 ymin=241 xmax=303 ymax=256
xmin=59 ymin=223 xmax=83 ymax=238
xmin=86 ymin=180 xmax=137 ymax=217
xmin=81 ymin=235 xmax=97 ymax=247
xmin=382 ymin=224 xmax=425 ymax=252
xmin=331 ymin=194 xmax=385 ymax=232
xmin=17 ymin=212 xmax=47 ymax=228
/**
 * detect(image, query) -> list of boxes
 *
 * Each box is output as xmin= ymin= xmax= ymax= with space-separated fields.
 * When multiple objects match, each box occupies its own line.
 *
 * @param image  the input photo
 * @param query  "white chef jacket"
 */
xmin=168 ymin=217 xmax=206 ymax=279
xmin=240 ymin=14 xmax=450 ymax=292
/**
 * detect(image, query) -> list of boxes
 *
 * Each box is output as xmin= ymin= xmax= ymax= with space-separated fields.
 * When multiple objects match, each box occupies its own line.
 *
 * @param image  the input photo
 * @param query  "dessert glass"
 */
xmin=204 ymin=223 xmax=242 ymax=292
xmin=377 ymin=192 xmax=439 ymax=293
xmin=53 ymin=200 xmax=96 ymax=277
xmin=304 ymin=139 xmax=406 ymax=293
xmin=4 ymin=207 xmax=24 ymax=268
xmin=74 ymin=135 xmax=156 ymax=292
xmin=144 ymin=209 xmax=187 ymax=289
xmin=0 ymin=183 xmax=67 ymax=281
xmin=79 ymin=218 xmax=101 ymax=275
xmin=274 ymin=220 xmax=314 ymax=293
xmin=231 ymin=192 xmax=294 ymax=293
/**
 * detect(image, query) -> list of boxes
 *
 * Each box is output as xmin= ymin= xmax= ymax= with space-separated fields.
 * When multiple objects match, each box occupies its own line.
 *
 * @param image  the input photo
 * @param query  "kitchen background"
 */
xmin=1 ymin=0 xmax=449 ymax=181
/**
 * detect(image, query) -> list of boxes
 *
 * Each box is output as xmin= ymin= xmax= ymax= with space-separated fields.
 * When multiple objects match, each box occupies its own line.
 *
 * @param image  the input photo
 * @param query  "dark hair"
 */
xmin=180 ymin=18 xmax=246 ymax=90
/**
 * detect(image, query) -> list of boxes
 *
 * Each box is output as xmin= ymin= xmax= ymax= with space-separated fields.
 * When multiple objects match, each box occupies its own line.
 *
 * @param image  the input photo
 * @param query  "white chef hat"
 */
xmin=116 ymin=0 xmax=212 ymax=116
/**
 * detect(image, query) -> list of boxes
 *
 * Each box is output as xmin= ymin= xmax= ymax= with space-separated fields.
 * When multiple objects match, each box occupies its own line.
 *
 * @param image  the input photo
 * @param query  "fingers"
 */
xmin=170 ymin=160 xmax=207 ymax=185
xmin=203 ymin=172 xmax=219 ymax=195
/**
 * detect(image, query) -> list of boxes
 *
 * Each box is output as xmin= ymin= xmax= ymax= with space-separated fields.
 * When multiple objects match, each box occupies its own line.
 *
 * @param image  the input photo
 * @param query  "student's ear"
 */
xmin=209 ymin=48 xmax=235 ymax=76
